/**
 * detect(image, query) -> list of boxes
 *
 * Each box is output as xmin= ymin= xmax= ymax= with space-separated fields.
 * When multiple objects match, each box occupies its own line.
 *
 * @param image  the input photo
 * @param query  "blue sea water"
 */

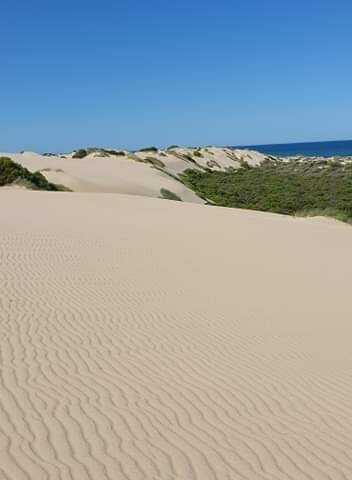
xmin=235 ymin=140 xmax=352 ymax=157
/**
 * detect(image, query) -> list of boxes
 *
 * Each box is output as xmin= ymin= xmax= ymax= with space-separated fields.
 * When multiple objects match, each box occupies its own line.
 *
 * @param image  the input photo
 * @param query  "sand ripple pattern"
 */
xmin=1 ymin=191 xmax=352 ymax=480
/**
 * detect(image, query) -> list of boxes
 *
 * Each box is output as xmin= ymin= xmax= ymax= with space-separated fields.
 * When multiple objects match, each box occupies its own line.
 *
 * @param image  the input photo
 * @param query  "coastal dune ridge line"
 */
xmin=0 ymin=146 xmax=268 ymax=202
xmin=1 ymin=189 xmax=352 ymax=479
xmin=3 ymin=144 xmax=352 ymax=224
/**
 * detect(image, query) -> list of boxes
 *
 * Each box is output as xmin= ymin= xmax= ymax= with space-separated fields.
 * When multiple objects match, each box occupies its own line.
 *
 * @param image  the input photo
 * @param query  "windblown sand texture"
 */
xmin=1 ymin=189 xmax=352 ymax=480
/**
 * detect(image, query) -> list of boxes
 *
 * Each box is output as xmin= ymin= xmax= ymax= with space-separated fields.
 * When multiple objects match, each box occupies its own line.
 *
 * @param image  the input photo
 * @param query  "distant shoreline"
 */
xmin=234 ymin=139 xmax=352 ymax=157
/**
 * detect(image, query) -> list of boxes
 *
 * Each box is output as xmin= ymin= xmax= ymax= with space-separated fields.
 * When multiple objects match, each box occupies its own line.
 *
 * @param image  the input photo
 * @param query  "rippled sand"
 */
xmin=1 ymin=190 xmax=352 ymax=480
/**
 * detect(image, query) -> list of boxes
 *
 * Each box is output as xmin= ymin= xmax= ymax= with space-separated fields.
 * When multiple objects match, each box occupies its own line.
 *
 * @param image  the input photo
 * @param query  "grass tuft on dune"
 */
xmin=159 ymin=188 xmax=182 ymax=201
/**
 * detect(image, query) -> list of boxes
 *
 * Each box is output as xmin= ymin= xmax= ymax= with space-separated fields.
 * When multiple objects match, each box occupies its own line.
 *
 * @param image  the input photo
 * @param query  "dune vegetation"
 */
xmin=0 ymin=157 xmax=69 ymax=191
xmin=72 ymin=148 xmax=88 ymax=159
xmin=180 ymin=158 xmax=352 ymax=223
xmin=103 ymin=149 xmax=126 ymax=156
xmin=3 ymin=148 xmax=352 ymax=223
xmin=159 ymin=188 xmax=182 ymax=201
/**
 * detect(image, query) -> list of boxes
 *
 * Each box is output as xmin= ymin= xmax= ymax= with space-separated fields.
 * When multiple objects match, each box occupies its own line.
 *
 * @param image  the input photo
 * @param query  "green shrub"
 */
xmin=183 ymin=153 xmax=197 ymax=164
xmin=104 ymin=149 xmax=126 ymax=156
xmin=139 ymin=146 xmax=158 ymax=153
xmin=159 ymin=188 xmax=182 ymax=201
xmin=193 ymin=150 xmax=203 ymax=158
xmin=144 ymin=157 xmax=165 ymax=168
xmin=180 ymin=161 xmax=352 ymax=223
xmin=167 ymin=145 xmax=179 ymax=150
xmin=72 ymin=149 xmax=88 ymax=159
xmin=0 ymin=157 xmax=69 ymax=191
xmin=207 ymin=160 xmax=221 ymax=169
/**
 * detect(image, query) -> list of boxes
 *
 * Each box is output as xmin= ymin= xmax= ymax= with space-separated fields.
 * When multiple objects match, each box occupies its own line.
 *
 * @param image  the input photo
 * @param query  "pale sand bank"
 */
xmin=1 ymin=190 xmax=352 ymax=479
xmin=0 ymin=147 xmax=267 ymax=203
xmin=0 ymin=152 xmax=203 ymax=203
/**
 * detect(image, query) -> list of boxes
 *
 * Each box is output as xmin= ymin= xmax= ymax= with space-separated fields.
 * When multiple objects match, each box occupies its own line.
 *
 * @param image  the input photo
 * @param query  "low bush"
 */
xmin=144 ymin=157 xmax=165 ymax=168
xmin=104 ymin=149 xmax=126 ymax=156
xmin=193 ymin=150 xmax=203 ymax=158
xmin=139 ymin=146 xmax=158 ymax=153
xmin=207 ymin=160 xmax=221 ymax=169
xmin=182 ymin=153 xmax=197 ymax=164
xmin=159 ymin=188 xmax=182 ymax=201
xmin=72 ymin=149 xmax=88 ymax=159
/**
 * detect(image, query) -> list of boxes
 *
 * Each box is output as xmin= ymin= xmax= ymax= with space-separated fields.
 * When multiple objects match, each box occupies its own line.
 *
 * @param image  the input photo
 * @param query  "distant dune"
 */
xmin=0 ymin=147 xmax=266 ymax=201
xmin=1 ymin=189 xmax=352 ymax=479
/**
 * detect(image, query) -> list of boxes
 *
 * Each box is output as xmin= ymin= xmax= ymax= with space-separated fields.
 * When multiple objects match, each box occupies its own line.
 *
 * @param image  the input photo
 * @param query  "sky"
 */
xmin=1 ymin=0 xmax=352 ymax=152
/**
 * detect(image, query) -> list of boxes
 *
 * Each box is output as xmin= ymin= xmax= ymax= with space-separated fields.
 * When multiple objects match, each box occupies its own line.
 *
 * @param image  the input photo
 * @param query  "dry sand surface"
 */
xmin=1 ymin=190 xmax=352 ymax=480
xmin=0 ymin=152 xmax=203 ymax=203
xmin=1 ymin=147 xmax=267 ymax=203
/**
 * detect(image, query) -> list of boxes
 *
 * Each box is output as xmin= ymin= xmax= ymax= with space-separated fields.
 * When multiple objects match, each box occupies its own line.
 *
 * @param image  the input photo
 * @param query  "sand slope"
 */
xmin=0 ymin=152 xmax=203 ymax=203
xmin=0 ymin=147 xmax=267 ymax=202
xmin=1 ymin=190 xmax=352 ymax=480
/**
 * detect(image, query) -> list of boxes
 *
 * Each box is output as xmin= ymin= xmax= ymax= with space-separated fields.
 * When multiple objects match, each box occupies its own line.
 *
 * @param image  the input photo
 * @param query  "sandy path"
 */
xmin=1 ymin=190 xmax=352 ymax=480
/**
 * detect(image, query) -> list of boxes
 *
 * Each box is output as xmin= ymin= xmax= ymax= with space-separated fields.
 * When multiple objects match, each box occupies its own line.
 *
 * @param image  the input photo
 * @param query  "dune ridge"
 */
xmin=1 ymin=189 xmax=352 ymax=479
xmin=0 ymin=147 xmax=266 ymax=201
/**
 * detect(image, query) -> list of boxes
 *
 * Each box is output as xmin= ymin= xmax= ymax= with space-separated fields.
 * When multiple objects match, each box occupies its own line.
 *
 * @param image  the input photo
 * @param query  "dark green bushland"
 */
xmin=180 ymin=160 xmax=352 ymax=222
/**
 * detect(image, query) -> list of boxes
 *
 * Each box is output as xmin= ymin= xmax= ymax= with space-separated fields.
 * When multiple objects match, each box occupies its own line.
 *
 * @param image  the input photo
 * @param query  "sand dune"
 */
xmin=1 ymin=190 xmax=352 ymax=479
xmin=0 ymin=151 xmax=203 ymax=202
xmin=0 ymin=147 xmax=267 ymax=202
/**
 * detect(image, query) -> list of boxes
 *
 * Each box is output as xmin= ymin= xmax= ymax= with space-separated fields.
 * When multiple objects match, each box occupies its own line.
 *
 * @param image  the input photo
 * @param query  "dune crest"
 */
xmin=0 ymin=147 xmax=267 ymax=201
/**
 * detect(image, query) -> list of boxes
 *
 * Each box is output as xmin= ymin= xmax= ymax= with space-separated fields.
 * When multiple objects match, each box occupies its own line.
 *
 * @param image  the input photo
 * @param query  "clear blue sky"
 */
xmin=1 ymin=0 xmax=352 ymax=152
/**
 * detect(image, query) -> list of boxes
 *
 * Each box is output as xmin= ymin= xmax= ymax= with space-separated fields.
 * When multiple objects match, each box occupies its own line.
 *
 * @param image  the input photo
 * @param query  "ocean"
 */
xmin=235 ymin=140 xmax=352 ymax=157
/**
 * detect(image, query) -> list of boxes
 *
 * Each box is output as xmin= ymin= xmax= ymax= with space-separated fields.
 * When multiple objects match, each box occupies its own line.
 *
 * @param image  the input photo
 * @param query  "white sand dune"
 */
xmin=1 ymin=147 xmax=267 ymax=202
xmin=1 ymin=190 xmax=352 ymax=480
xmin=0 ymin=151 xmax=203 ymax=203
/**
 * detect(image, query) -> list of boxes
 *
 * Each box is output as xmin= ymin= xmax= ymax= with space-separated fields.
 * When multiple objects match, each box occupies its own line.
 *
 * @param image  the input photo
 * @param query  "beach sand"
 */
xmin=1 ymin=189 xmax=352 ymax=479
